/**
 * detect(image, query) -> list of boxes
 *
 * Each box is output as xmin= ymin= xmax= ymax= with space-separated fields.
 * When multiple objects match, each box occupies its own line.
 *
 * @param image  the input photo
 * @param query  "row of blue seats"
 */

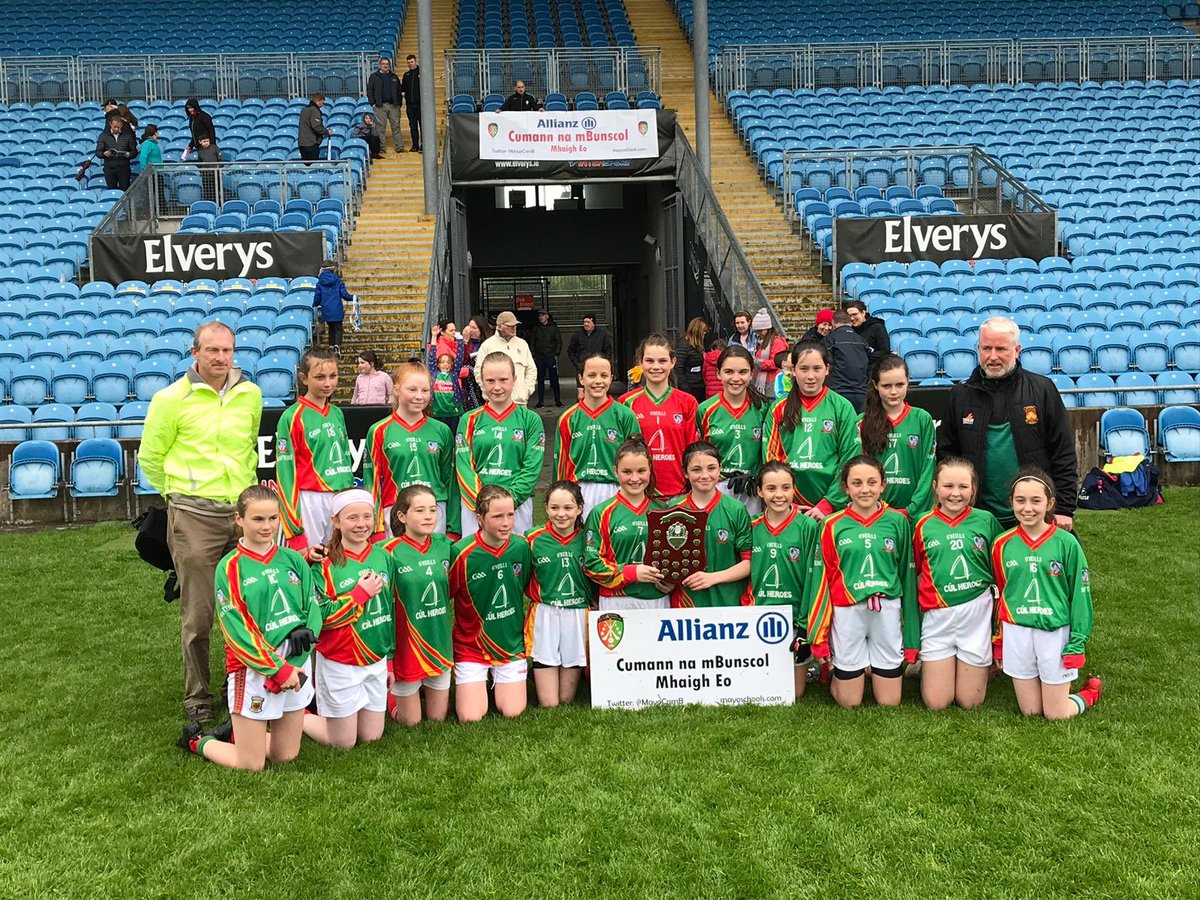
xmin=7 ymin=438 xmax=136 ymax=500
xmin=0 ymin=275 xmax=316 ymax=300
xmin=0 ymin=322 xmax=309 ymax=364
xmin=865 ymin=299 xmax=1200 ymax=329
xmin=457 ymin=0 xmax=633 ymax=48
xmin=841 ymin=252 xmax=1200 ymax=284
xmin=846 ymin=269 xmax=1200 ymax=299
xmin=1099 ymin=406 xmax=1200 ymax=462
xmin=2 ymin=402 xmax=148 ymax=441
xmin=0 ymin=289 xmax=316 ymax=317
xmin=0 ymin=311 xmax=312 ymax=345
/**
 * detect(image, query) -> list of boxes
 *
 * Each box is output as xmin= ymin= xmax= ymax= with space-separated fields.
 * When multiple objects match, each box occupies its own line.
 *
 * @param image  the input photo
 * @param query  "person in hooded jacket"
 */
xmin=843 ymin=300 xmax=891 ymax=364
xmin=184 ymin=98 xmax=217 ymax=154
xmin=530 ymin=309 xmax=563 ymax=408
xmin=313 ymin=260 xmax=355 ymax=354
xmin=299 ymin=93 xmax=331 ymax=163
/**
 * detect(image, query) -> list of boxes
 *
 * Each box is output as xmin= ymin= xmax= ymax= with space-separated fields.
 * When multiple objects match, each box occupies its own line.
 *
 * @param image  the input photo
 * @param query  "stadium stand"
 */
xmin=456 ymin=0 xmax=635 ymax=48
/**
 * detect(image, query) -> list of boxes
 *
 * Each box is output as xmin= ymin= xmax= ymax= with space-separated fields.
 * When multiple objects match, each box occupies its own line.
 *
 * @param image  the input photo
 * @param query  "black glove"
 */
xmin=726 ymin=471 xmax=757 ymax=496
xmin=283 ymin=627 xmax=316 ymax=658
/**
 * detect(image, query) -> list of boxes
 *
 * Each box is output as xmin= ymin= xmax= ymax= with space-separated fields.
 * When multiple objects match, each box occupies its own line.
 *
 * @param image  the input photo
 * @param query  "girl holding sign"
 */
xmin=364 ymin=362 xmax=459 ymax=539
xmin=621 ymin=334 xmax=698 ymax=500
xmin=386 ymin=484 xmax=455 ymax=726
xmin=696 ymin=345 xmax=766 ymax=515
xmin=762 ymin=340 xmax=861 ymax=521
xmin=525 ymin=481 xmax=594 ymax=707
xmin=858 ymin=355 xmax=937 ymax=517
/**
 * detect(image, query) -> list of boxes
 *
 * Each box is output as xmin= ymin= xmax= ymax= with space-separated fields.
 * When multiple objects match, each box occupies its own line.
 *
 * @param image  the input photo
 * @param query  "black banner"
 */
xmin=92 ymin=231 xmax=325 ymax=284
xmin=834 ymin=211 xmax=1056 ymax=267
xmin=449 ymin=109 xmax=677 ymax=182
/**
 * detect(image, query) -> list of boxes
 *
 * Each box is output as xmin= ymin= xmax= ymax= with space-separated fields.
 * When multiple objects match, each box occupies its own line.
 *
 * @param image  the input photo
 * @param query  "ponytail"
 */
xmin=860 ymin=354 xmax=908 ymax=457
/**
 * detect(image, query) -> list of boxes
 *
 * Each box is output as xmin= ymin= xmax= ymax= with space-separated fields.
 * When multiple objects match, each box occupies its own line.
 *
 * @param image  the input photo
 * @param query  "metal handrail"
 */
xmin=421 ymin=147 xmax=454 ymax=356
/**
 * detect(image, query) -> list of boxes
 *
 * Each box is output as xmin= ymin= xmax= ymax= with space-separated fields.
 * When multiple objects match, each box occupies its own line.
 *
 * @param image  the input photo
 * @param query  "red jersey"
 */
xmin=620 ymin=385 xmax=698 ymax=498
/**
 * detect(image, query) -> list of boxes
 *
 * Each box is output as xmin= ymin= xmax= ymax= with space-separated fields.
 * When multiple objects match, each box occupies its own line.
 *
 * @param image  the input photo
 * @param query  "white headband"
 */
xmin=331 ymin=489 xmax=375 ymax=517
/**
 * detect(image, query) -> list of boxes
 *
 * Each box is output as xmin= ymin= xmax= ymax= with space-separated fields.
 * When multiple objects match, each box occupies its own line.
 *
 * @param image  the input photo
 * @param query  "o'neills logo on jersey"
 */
xmin=883 ymin=218 xmax=1008 ymax=257
xmin=92 ymin=231 xmax=323 ymax=283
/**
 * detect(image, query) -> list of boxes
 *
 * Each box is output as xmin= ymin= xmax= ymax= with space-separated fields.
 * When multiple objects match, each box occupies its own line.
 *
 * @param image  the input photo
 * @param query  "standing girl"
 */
xmin=584 ymin=438 xmax=669 ymax=609
xmin=620 ymin=334 xmax=698 ymax=500
xmin=992 ymin=467 xmax=1102 ymax=719
xmin=450 ymin=484 xmax=534 ymax=721
xmin=805 ymin=455 xmax=919 ymax=709
xmin=696 ymin=345 xmax=766 ymax=515
xmin=554 ymin=351 xmax=642 ymax=513
xmin=525 ymin=481 xmax=595 ymax=707
xmin=277 ymin=349 xmax=354 ymax=560
xmin=750 ymin=461 xmax=821 ymax=699
xmin=667 ymin=441 xmax=752 ymax=608
xmin=749 ymin=309 xmax=789 ymax=398
xmin=304 ymin=489 xmax=394 ymax=749
xmin=363 ymin=362 xmax=459 ymax=539
xmin=432 ymin=353 xmax=465 ymax=436
xmin=137 ymin=124 xmax=162 ymax=170
xmin=386 ymin=484 xmax=454 ymax=726
xmin=858 ymin=354 xmax=937 ymax=517
xmin=181 ymin=486 xmax=322 ymax=770
xmin=763 ymin=340 xmax=861 ymax=520
xmin=351 ymin=350 xmax=392 ymax=405
xmin=912 ymin=458 xmax=1002 ymax=711
xmin=456 ymin=352 xmax=546 ymax=535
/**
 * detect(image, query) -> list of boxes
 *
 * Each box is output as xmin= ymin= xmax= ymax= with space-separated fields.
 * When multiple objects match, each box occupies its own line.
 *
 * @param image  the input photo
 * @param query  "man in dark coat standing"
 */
xmin=366 ymin=57 xmax=403 ymax=154
xmin=96 ymin=113 xmax=137 ymax=189
xmin=823 ymin=311 xmax=871 ymax=413
xmin=502 ymin=81 xmax=542 ymax=111
xmin=567 ymin=314 xmax=616 ymax=400
xmin=400 ymin=54 xmax=423 ymax=152
xmin=938 ymin=316 xmax=1078 ymax=530
xmin=530 ymin=309 xmax=564 ymax=408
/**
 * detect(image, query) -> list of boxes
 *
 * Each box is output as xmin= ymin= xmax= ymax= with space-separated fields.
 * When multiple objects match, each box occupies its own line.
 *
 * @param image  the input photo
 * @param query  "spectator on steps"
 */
xmin=313 ymin=259 xmax=354 ymax=355
xmin=799 ymin=308 xmax=835 ymax=344
xmin=184 ymin=98 xmax=217 ymax=154
xmin=459 ymin=316 xmax=490 ymax=409
xmin=502 ymin=80 xmax=542 ymax=112
xmin=730 ymin=309 xmax=758 ymax=353
xmin=530 ymin=309 xmax=563 ymax=408
xmin=367 ymin=57 xmax=403 ymax=154
xmin=298 ymin=93 xmax=331 ymax=164
xmin=703 ymin=336 xmax=726 ymax=398
xmin=96 ymin=113 xmax=137 ymax=190
xmin=353 ymin=113 xmax=384 ymax=160
xmin=750 ymin=308 xmax=789 ymax=398
xmin=401 ymin=54 xmax=423 ymax=152
xmin=137 ymin=124 xmax=162 ymax=171
xmin=843 ymin=299 xmax=891 ymax=364
xmin=824 ymin=310 xmax=872 ymax=413
xmin=352 ymin=351 xmax=393 ymax=405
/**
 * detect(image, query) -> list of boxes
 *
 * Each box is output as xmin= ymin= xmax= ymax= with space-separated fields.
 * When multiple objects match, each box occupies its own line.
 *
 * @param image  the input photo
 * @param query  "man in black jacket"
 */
xmin=530 ymin=309 xmax=564 ymax=407
xmin=823 ymin=311 xmax=871 ymax=413
xmin=843 ymin=299 xmax=890 ymax=364
xmin=567 ymin=315 xmax=615 ymax=399
xmin=184 ymin=98 xmax=217 ymax=154
xmin=400 ymin=54 xmax=422 ymax=152
xmin=96 ymin=114 xmax=137 ymax=189
xmin=367 ymin=57 xmax=403 ymax=154
xmin=938 ymin=316 xmax=1078 ymax=530
xmin=502 ymin=81 xmax=542 ymax=111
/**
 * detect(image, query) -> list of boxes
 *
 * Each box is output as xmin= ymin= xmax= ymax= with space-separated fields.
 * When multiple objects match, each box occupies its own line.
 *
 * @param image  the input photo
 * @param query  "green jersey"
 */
xmin=526 ymin=525 xmax=594 ymax=609
xmin=749 ymin=507 xmax=821 ymax=625
xmin=214 ymin=542 xmax=323 ymax=683
xmin=805 ymin=504 xmax=919 ymax=657
xmin=763 ymin=387 xmax=860 ymax=510
xmin=667 ymin=492 xmax=752 ymax=608
xmin=456 ymin=402 xmax=546 ymax=510
xmin=385 ymin=532 xmax=454 ymax=681
xmin=992 ymin=525 xmax=1093 ymax=657
xmin=553 ymin=397 xmax=642 ymax=484
xmin=913 ymin=506 xmax=1002 ymax=611
xmin=584 ymin=493 xmax=660 ymax=601
xmin=859 ymin=403 xmax=937 ymax=515
xmin=312 ymin=543 xmax=396 ymax=665
xmin=696 ymin=394 xmax=765 ymax=478
xmin=432 ymin=371 xmax=463 ymax=417
xmin=449 ymin=534 xmax=533 ymax=664
xmin=364 ymin=413 xmax=460 ymax=535
xmin=275 ymin=397 xmax=354 ymax=540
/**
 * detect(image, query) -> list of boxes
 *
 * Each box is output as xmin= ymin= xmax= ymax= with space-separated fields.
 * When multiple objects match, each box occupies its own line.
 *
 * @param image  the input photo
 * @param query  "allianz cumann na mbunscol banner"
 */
xmin=478 ymin=110 xmax=661 ymax=161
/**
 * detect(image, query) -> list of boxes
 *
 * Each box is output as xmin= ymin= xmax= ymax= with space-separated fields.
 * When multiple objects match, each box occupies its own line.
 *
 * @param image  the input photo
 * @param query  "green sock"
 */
xmin=1068 ymin=694 xmax=1087 ymax=716
xmin=195 ymin=735 xmax=214 ymax=757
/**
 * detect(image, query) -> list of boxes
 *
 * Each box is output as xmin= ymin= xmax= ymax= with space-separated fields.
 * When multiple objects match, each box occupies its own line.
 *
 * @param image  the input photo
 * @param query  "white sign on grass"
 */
xmin=478 ymin=110 xmax=659 ymax=161
xmin=589 ymin=607 xmax=795 ymax=710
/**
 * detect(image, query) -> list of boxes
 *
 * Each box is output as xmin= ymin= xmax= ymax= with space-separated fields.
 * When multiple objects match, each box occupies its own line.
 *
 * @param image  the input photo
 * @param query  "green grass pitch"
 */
xmin=1 ymin=490 xmax=1197 ymax=898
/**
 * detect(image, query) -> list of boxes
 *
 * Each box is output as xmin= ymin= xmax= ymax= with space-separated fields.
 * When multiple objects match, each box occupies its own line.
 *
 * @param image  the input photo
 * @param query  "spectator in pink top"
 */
xmin=351 ymin=351 xmax=394 ymax=405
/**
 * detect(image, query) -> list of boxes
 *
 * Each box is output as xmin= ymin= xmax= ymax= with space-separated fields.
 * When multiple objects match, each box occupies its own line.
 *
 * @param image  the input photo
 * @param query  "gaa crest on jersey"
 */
xmin=717 ymin=528 xmax=730 ymax=543
xmin=973 ymin=535 xmax=986 ymax=551
xmin=822 ymin=419 xmax=834 ymax=433
xmin=788 ymin=546 xmax=801 ymax=561
xmin=277 ymin=439 xmax=288 ymax=453
xmin=512 ymin=562 xmax=523 ymax=578
xmin=249 ymin=696 xmax=265 ymax=713
xmin=883 ymin=538 xmax=895 ymax=552
xmin=288 ymin=570 xmax=300 ymax=585
xmin=513 ymin=429 xmax=525 ymax=442
xmin=427 ymin=441 xmax=440 ymax=453
xmin=216 ymin=589 xmax=229 ymax=607
xmin=455 ymin=433 xmax=465 ymax=446
xmin=1049 ymin=561 xmax=1063 ymax=576
xmin=753 ymin=427 xmax=762 ymax=440
xmin=908 ymin=434 xmax=919 ymax=448
xmin=597 ymin=612 xmax=624 ymax=650
xmin=673 ymin=413 xmax=683 ymax=424
xmin=606 ymin=429 xmax=618 ymax=441
xmin=1081 ymin=567 xmax=1090 ymax=584
xmin=1024 ymin=405 xmax=1039 ymax=425
xmin=443 ymin=559 xmax=451 ymax=572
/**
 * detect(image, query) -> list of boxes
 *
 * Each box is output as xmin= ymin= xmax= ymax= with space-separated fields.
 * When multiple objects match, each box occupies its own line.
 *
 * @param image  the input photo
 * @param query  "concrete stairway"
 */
xmin=333 ymin=0 xmax=457 ymax=394
xmin=623 ymin=0 xmax=833 ymax=336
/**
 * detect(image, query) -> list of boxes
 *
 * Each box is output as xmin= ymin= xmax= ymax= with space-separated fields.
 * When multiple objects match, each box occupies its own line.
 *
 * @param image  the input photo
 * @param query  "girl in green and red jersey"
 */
xmin=805 ymin=455 xmax=919 ymax=709
xmin=763 ymin=340 xmax=861 ymax=521
xmin=749 ymin=461 xmax=821 ymax=700
xmin=303 ymin=489 xmax=394 ymax=749
xmin=858 ymin=354 xmax=937 ymax=518
xmin=621 ymin=334 xmax=698 ymax=499
xmin=450 ymin=484 xmax=534 ymax=722
xmin=584 ymin=438 xmax=671 ymax=610
xmin=993 ymin=467 xmax=1102 ymax=720
xmin=456 ymin=352 xmax=546 ymax=536
xmin=525 ymin=481 xmax=595 ymax=707
xmin=665 ymin=441 xmax=752 ymax=609
xmin=180 ymin=485 xmax=323 ymax=770
xmin=385 ymin=484 xmax=454 ymax=726
xmin=363 ymin=362 xmax=459 ymax=540
xmin=912 ymin=458 xmax=1002 ymax=711
xmin=276 ymin=349 xmax=354 ymax=561
xmin=696 ymin=345 xmax=766 ymax=516
xmin=554 ymin=352 xmax=642 ymax=515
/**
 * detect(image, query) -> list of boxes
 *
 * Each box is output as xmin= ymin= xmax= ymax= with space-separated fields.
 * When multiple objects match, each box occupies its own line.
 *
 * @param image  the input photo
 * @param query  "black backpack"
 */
xmin=1077 ymin=459 xmax=1163 ymax=510
xmin=132 ymin=507 xmax=181 ymax=602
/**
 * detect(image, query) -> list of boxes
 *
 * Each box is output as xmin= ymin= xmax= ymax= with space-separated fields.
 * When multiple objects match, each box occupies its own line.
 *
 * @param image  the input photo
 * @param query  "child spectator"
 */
xmin=772 ymin=349 xmax=792 ymax=398
xmin=432 ymin=352 xmax=464 ymax=435
xmin=313 ymin=259 xmax=355 ymax=355
xmin=137 ymin=125 xmax=162 ymax=171
xmin=351 ymin=351 xmax=393 ymax=405
xmin=702 ymin=336 xmax=726 ymax=398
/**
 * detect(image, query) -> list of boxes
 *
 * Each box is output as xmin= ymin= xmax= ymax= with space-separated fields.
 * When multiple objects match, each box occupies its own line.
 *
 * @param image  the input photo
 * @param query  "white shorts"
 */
xmin=299 ymin=490 xmax=336 ymax=547
xmin=831 ymin=598 xmax=903 ymax=673
xmin=454 ymin=658 xmax=528 ymax=685
xmin=919 ymin=589 xmax=994 ymax=669
xmin=1001 ymin=623 xmax=1078 ymax=685
xmin=598 ymin=594 xmax=669 ymax=611
xmin=227 ymin=657 xmax=314 ymax=721
xmin=314 ymin=652 xmax=387 ymax=717
xmin=389 ymin=669 xmax=452 ymax=697
xmin=579 ymin=481 xmax=619 ymax=516
xmin=717 ymin=480 xmax=762 ymax=517
xmin=528 ymin=604 xmax=588 ymax=668
xmin=460 ymin=497 xmax=533 ymax=536
xmin=379 ymin=500 xmax=447 ymax=538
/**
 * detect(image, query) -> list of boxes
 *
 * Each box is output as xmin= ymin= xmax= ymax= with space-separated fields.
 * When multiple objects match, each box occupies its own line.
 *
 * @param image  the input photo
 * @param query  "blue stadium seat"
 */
xmin=117 ymin=401 xmax=151 ymax=440
xmin=50 ymin=360 xmax=92 ymax=406
xmin=939 ymin=337 xmax=976 ymax=381
xmin=902 ymin=337 xmax=939 ymax=381
xmin=1075 ymin=373 xmax=1119 ymax=408
xmin=9 ymin=439 xmax=60 ymax=500
xmin=74 ymin=402 xmax=119 ymax=440
xmin=1048 ymin=373 xmax=1078 ymax=408
xmin=70 ymin=438 xmax=123 ymax=498
xmin=1020 ymin=336 xmax=1054 ymax=375
xmin=1159 ymin=406 xmax=1200 ymax=462
xmin=31 ymin=403 xmax=74 ymax=442
xmin=1099 ymin=407 xmax=1150 ymax=457
xmin=1093 ymin=331 xmax=1132 ymax=374
xmin=0 ymin=404 xmax=34 ymax=442
xmin=1115 ymin=372 xmax=1158 ymax=407
xmin=132 ymin=359 xmax=174 ymax=402
xmin=1168 ymin=330 xmax=1200 ymax=372
xmin=1131 ymin=332 xmax=1170 ymax=373
xmin=1053 ymin=334 xmax=1093 ymax=376
xmin=1155 ymin=371 xmax=1199 ymax=405
xmin=255 ymin=354 xmax=296 ymax=400
xmin=9 ymin=360 xmax=52 ymax=406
